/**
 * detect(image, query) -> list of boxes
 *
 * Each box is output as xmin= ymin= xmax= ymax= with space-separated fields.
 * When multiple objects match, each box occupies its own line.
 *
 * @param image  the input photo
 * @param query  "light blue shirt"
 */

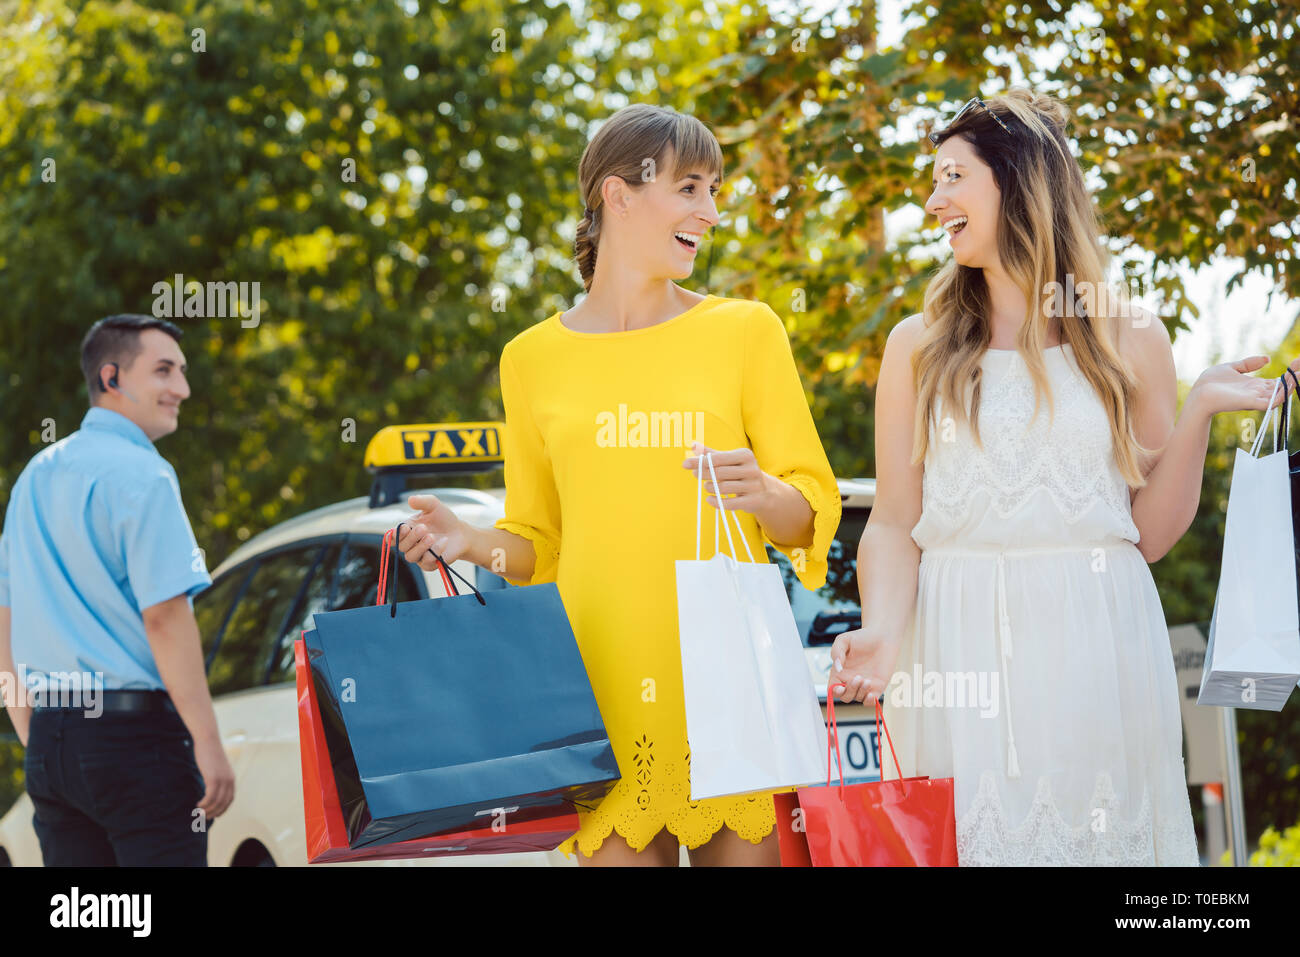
xmin=0 ymin=407 xmax=211 ymax=691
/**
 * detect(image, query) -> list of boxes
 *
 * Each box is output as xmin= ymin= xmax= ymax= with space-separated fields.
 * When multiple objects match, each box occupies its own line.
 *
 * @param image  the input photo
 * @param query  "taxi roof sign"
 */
xmin=364 ymin=422 xmax=506 ymax=507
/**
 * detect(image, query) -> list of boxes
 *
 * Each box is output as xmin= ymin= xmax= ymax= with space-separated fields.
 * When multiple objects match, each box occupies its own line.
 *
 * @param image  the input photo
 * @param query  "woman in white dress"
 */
xmin=830 ymin=88 xmax=1297 ymax=865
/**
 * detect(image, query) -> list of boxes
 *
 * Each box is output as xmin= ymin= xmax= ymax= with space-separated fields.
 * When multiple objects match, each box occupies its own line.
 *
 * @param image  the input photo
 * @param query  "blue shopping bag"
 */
xmin=303 ymin=526 xmax=620 ymax=849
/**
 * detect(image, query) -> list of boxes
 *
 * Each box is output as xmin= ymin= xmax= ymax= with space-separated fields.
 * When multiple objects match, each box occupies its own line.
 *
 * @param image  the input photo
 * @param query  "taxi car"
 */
xmin=0 ymin=422 xmax=877 ymax=867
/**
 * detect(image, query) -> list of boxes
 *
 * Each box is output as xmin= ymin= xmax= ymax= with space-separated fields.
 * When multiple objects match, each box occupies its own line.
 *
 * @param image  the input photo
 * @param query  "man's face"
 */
xmin=100 ymin=329 xmax=191 ymax=441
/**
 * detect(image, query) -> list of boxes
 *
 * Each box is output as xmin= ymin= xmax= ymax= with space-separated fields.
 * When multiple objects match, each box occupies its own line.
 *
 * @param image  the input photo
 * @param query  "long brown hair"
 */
xmin=574 ymin=104 xmax=724 ymax=292
xmin=913 ymin=88 xmax=1152 ymax=487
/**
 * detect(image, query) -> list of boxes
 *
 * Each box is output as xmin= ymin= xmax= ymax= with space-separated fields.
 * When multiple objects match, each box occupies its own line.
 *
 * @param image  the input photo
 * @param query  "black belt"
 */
xmin=34 ymin=690 xmax=177 ymax=714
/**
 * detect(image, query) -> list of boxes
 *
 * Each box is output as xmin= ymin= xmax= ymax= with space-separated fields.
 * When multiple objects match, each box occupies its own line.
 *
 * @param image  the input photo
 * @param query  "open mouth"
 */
xmin=943 ymin=216 xmax=968 ymax=239
xmin=674 ymin=230 xmax=701 ymax=252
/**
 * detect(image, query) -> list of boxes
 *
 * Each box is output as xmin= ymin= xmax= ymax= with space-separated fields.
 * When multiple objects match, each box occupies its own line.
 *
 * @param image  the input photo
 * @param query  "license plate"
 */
xmin=823 ymin=720 xmax=882 ymax=785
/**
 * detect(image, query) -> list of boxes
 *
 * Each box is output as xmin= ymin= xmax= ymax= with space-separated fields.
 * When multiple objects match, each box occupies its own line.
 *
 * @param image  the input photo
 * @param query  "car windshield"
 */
xmin=765 ymin=508 xmax=866 ymax=647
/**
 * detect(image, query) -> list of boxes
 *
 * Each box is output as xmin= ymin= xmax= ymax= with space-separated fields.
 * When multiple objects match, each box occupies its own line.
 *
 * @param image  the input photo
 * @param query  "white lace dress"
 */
xmin=881 ymin=342 xmax=1201 ymax=866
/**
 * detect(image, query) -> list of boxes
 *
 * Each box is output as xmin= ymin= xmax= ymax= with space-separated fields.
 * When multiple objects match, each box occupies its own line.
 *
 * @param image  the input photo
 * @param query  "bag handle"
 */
xmin=1249 ymin=375 xmax=1293 ymax=458
xmin=378 ymin=522 xmax=486 ymax=617
xmin=1268 ymin=372 xmax=1296 ymax=454
xmin=1278 ymin=369 xmax=1299 ymax=453
xmin=693 ymin=452 xmax=756 ymax=563
xmin=825 ymin=682 xmax=905 ymax=799
xmin=379 ymin=527 xmax=443 ymax=606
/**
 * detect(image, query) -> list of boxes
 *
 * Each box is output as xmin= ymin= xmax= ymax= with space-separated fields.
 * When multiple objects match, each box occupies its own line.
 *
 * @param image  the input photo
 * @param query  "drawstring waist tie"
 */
xmin=920 ymin=541 xmax=1137 ymax=780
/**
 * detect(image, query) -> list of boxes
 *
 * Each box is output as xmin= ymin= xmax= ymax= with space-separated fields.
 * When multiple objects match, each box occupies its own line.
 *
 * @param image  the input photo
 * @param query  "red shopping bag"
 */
xmin=775 ymin=684 xmax=957 ymax=866
xmin=294 ymin=529 xmax=583 ymax=862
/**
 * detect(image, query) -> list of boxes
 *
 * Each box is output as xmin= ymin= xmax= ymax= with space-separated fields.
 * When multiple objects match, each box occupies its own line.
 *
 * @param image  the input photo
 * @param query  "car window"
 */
xmin=194 ymin=568 xmax=252 ymax=665
xmin=766 ymin=510 xmax=867 ymax=646
xmin=265 ymin=543 xmax=344 ymax=685
xmin=332 ymin=541 xmax=421 ymax=610
xmin=207 ymin=546 xmax=322 ymax=696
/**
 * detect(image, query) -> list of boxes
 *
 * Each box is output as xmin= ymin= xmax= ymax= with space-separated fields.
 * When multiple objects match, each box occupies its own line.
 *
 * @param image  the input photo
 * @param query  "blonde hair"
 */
xmin=574 ymin=104 xmax=724 ymax=292
xmin=912 ymin=88 xmax=1152 ymax=488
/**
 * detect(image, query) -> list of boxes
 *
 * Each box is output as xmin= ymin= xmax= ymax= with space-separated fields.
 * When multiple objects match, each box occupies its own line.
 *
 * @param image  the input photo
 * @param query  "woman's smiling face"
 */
xmin=924 ymin=134 xmax=1001 ymax=270
xmin=608 ymin=144 xmax=720 ymax=279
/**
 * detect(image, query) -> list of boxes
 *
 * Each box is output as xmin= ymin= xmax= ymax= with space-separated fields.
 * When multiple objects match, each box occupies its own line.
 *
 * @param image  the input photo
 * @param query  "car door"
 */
xmin=206 ymin=544 xmax=326 ymax=700
xmin=256 ymin=538 xmax=425 ymax=866
xmin=202 ymin=542 xmax=329 ymax=864
xmin=195 ymin=566 xmax=254 ymax=669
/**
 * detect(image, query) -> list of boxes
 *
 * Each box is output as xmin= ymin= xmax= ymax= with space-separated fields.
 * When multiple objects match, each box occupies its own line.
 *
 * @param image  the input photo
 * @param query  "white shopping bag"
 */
xmin=675 ymin=453 xmax=827 ymax=800
xmin=1199 ymin=376 xmax=1300 ymax=710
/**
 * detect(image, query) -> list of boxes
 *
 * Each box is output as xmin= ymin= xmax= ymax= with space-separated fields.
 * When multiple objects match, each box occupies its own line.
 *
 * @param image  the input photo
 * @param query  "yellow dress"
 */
xmin=493 ymin=294 xmax=841 ymax=859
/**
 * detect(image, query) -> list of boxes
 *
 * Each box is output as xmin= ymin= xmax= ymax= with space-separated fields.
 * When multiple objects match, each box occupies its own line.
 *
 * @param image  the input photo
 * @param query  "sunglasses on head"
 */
xmin=928 ymin=97 xmax=1013 ymax=146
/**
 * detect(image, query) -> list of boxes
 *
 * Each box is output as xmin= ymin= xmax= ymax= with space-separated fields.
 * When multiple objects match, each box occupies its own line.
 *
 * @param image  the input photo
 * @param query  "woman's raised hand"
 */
xmin=1189 ymin=355 xmax=1299 ymax=417
xmin=399 ymin=494 xmax=471 ymax=572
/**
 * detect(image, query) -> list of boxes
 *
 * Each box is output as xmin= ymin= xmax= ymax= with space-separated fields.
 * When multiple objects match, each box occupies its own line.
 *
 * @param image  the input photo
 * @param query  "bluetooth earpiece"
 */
xmin=99 ymin=362 xmax=139 ymax=404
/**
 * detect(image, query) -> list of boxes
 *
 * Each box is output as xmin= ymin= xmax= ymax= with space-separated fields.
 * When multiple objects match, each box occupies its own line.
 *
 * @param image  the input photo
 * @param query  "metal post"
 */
xmin=1218 ymin=706 xmax=1248 ymax=866
xmin=1202 ymin=783 xmax=1226 ymax=864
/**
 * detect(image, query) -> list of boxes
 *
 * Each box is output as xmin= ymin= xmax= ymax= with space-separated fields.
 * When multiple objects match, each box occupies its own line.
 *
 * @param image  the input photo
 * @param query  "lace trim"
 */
xmin=956 ymin=769 xmax=1200 ymax=866
xmin=765 ymin=471 xmax=841 ymax=592
xmin=558 ymin=739 xmax=781 ymax=858
xmin=921 ymin=353 xmax=1139 ymax=538
xmin=492 ymin=518 xmax=559 ymax=586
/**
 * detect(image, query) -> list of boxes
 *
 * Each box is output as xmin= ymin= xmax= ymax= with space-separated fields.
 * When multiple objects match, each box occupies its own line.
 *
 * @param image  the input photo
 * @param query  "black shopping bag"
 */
xmin=304 ymin=525 xmax=619 ymax=850
xmin=1284 ymin=370 xmax=1300 ymax=604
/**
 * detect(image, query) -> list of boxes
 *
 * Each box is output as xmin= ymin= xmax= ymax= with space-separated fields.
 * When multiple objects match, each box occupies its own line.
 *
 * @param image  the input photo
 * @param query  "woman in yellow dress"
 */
xmin=398 ymin=104 xmax=840 ymax=865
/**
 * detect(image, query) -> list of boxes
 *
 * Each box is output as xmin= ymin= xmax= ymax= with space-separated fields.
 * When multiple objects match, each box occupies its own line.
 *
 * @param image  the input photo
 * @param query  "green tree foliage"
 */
xmin=0 ymin=0 xmax=708 ymax=559
xmin=687 ymin=0 xmax=1296 ymax=475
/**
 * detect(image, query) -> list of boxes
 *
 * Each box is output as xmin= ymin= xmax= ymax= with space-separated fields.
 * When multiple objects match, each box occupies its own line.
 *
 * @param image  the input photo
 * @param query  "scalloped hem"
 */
xmin=559 ymin=816 xmax=776 ymax=860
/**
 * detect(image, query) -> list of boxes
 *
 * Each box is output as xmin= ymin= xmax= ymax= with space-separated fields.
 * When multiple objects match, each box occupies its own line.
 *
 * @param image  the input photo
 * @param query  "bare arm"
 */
xmin=463 ymin=524 xmax=536 ymax=581
xmin=142 ymin=595 xmax=234 ymax=818
xmin=142 ymin=595 xmax=221 ymax=743
xmin=1126 ymin=315 xmax=1207 ymax=562
xmin=752 ymin=474 xmax=815 ymax=548
xmin=1126 ymin=312 xmax=1293 ymax=562
xmin=0 ymin=606 xmax=30 ymax=748
xmin=830 ymin=314 xmax=926 ymax=704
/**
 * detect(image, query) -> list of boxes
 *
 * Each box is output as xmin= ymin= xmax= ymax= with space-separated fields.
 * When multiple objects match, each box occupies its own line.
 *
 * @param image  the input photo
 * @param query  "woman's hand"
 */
xmin=680 ymin=441 xmax=773 ymax=513
xmin=1187 ymin=355 xmax=1299 ymax=418
xmin=828 ymin=627 xmax=901 ymax=704
xmin=399 ymin=494 xmax=472 ymax=572
xmin=681 ymin=441 xmax=816 ymax=548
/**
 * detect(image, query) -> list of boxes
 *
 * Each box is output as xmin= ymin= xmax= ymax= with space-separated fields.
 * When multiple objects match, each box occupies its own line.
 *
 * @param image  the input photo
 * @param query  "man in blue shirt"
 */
xmin=0 ymin=314 xmax=235 ymax=866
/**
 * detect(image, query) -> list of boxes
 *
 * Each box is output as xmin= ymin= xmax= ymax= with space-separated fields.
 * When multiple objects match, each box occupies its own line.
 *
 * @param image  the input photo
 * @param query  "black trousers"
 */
xmin=24 ymin=708 xmax=208 ymax=866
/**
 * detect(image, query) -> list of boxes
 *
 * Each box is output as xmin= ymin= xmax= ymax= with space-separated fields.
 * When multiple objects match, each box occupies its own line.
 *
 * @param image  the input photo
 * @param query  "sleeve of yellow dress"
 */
xmin=492 ymin=345 xmax=562 ymax=587
xmin=742 ymin=303 xmax=842 ymax=592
